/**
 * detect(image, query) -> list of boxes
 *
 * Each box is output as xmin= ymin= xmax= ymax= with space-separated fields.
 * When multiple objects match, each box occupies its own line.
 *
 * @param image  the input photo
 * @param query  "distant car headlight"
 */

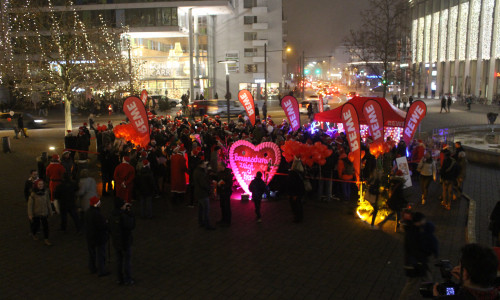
xmin=34 ymin=120 xmax=44 ymax=123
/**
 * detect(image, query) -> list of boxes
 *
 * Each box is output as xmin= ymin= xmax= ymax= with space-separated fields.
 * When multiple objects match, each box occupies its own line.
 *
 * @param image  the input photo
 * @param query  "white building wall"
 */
xmin=214 ymin=0 xmax=284 ymax=102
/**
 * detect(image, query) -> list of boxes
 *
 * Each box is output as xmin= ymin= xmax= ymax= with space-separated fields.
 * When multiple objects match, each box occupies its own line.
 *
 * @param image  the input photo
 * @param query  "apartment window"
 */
xmin=244 ymin=32 xmax=257 ymax=41
xmin=243 ymin=0 xmax=256 ymax=8
xmin=245 ymin=64 xmax=258 ymax=73
xmin=244 ymin=16 xmax=257 ymax=25
xmin=244 ymin=48 xmax=258 ymax=57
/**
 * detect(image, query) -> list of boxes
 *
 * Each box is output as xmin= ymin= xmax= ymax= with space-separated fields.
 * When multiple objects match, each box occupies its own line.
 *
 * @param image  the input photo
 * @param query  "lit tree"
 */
xmin=0 ymin=0 xmax=129 ymax=133
xmin=343 ymin=0 xmax=410 ymax=98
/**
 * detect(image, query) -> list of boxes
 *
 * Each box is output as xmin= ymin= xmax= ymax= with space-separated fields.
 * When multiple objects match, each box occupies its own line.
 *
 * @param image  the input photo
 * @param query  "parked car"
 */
xmin=0 ymin=112 xmax=48 ymax=129
xmin=191 ymin=100 xmax=246 ymax=117
xmin=299 ymin=100 xmax=330 ymax=114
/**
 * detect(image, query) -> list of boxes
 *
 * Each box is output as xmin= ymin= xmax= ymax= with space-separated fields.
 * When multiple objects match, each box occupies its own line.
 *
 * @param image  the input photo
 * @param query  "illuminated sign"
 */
xmin=229 ymin=141 xmax=281 ymax=196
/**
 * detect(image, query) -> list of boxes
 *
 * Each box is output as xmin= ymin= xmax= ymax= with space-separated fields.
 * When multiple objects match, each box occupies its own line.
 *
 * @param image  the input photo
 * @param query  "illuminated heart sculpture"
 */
xmin=229 ymin=140 xmax=281 ymax=196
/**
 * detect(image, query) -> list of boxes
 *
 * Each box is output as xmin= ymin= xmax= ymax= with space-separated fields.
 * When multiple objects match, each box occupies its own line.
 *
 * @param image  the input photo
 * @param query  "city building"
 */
xmin=410 ymin=0 xmax=500 ymax=103
xmin=214 ymin=0 xmax=286 ymax=103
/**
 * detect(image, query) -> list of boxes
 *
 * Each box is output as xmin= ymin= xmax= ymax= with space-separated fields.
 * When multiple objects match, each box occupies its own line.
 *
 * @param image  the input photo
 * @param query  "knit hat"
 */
xmin=89 ymin=196 xmax=100 ymax=207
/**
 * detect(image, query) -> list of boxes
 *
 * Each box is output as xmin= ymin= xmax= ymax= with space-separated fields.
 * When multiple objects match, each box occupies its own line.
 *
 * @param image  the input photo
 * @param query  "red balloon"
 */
xmin=7 ymin=118 xmax=11 ymax=122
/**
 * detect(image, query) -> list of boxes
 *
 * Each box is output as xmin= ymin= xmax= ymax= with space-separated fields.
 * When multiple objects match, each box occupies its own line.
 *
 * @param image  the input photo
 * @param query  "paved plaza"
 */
xmin=0 ymin=98 xmax=499 ymax=299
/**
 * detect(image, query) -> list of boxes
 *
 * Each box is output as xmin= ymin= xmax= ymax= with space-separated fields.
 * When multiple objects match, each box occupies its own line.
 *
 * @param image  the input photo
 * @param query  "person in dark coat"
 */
xmin=262 ymin=102 xmax=267 ymax=120
xmin=440 ymin=96 xmax=447 ymax=113
xmin=24 ymin=169 xmax=38 ymax=202
xmin=17 ymin=114 xmax=27 ymax=138
xmin=399 ymin=212 xmax=438 ymax=299
xmin=54 ymin=174 xmax=81 ymax=232
xmin=137 ymin=160 xmax=156 ymax=219
xmin=286 ymin=170 xmax=305 ymax=223
xmin=249 ymin=171 xmax=267 ymax=222
xmin=489 ymin=201 xmax=500 ymax=246
xmin=215 ymin=162 xmax=233 ymax=226
xmin=193 ymin=160 xmax=214 ymax=230
xmin=109 ymin=197 xmax=135 ymax=285
xmin=382 ymin=171 xmax=407 ymax=231
xmin=84 ymin=196 xmax=109 ymax=277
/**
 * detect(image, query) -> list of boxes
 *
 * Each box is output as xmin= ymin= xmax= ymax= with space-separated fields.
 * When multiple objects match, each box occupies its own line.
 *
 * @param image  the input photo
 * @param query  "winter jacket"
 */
xmin=417 ymin=158 xmax=436 ymax=177
xmin=193 ymin=166 xmax=210 ymax=200
xmin=109 ymin=209 xmax=135 ymax=250
xmin=77 ymin=177 xmax=97 ymax=211
xmin=85 ymin=206 xmax=108 ymax=246
xmin=137 ymin=166 xmax=156 ymax=197
xmin=249 ymin=177 xmax=267 ymax=201
xmin=27 ymin=191 xmax=52 ymax=218
xmin=55 ymin=179 xmax=78 ymax=211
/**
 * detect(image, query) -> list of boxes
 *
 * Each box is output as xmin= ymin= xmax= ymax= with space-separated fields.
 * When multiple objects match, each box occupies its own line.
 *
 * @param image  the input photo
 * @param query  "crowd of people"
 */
xmin=23 ymin=107 xmax=480 ymax=293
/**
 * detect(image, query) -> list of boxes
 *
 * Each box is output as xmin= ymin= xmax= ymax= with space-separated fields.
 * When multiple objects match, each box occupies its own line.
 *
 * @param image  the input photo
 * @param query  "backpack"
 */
xmin=342 ymin=158 xmax=354 ymax=175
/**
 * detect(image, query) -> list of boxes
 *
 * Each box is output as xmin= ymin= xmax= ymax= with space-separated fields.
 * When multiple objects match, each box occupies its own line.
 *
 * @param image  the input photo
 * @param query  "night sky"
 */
xmin=284 ymin=0 xmax=371 ymax=66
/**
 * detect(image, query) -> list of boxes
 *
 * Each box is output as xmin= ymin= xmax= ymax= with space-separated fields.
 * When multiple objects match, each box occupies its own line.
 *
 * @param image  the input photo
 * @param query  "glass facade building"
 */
xmin=411 ymin=0 xmax=500 ymax=103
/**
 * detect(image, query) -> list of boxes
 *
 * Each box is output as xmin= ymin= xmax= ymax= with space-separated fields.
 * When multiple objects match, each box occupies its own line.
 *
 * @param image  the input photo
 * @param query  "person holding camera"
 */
xmin=109 ymin=198 xmax=136 ymax=286
xmin=399 ymin=212 xmax=438 ymax=299
xmin=433 ymin=243 xmax=499 ymax=299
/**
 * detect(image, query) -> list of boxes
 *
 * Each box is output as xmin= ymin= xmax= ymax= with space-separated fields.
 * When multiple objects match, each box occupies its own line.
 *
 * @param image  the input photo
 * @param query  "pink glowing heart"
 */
xmin=229 ymin=141 xmax=281 ymax=196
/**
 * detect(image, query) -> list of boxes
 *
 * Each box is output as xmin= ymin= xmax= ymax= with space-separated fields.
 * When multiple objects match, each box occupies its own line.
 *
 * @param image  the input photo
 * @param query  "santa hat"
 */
xmin=83 ymin=122 xmax=87 ymax=126
xmin=51 ymin=154 xmax=60 ymax=161
xmin=140 ymin=151 xmax=147 ymax=158
xmin=142 ymin=159 xmax=150 ymax=167
xmin=123 ymin=156 xmax=130 ymax=163
xmin=89 ymin=196 xmax=100 ymax=207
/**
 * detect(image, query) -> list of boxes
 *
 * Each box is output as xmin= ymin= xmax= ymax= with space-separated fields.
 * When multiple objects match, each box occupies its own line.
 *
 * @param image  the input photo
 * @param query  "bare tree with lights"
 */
xmin=343 ymin=0 xmax=410 ymax=98
xmin=0 ymin=0 xmax=129 ymax=133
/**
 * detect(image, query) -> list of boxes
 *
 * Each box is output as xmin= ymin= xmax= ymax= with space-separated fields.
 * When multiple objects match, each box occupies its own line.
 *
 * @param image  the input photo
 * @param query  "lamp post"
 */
xmin=218 ymin=60 xmax=237 ymax=123
xmin=264 ymin=44 xmax=291 ymax=107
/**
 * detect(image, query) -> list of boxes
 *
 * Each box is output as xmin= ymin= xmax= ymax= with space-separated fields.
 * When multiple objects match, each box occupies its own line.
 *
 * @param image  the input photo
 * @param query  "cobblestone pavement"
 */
xmin=0 ymin=98 xmax=498 ymax=299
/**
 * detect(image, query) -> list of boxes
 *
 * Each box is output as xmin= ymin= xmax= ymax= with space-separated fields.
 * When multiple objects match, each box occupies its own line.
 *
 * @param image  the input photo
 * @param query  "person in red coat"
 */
xmin=170 ymin=146 xmax=188 ymax=204
xmin=46 ymin=154 xmax=66 ymax=206
xmin=113 ymin=156 xmax=135 ymax=203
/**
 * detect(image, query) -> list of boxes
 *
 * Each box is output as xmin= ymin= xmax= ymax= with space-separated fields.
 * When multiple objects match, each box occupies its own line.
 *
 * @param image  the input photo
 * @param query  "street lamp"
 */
xmin=264 ymin=44 xmax=291 ymax=107
xmin=217 ymin=60 xmax=237 ymax=123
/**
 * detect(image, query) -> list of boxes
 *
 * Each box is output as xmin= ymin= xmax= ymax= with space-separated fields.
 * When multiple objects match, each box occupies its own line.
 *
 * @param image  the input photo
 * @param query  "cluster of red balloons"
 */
xmin=369 ymin=140 xmax=392 ymax=158
xmin=95 ymin=124 xmax=108 ymax=132
xmin=281 ymin=140 xmax=333 ymax=167
xmin=113 ymin=124 xmax=150 ymax=147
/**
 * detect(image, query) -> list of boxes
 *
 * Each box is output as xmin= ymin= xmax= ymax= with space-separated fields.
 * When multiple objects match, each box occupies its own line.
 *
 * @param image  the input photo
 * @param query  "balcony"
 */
xmin=252 ymin=39 xmax=268 ymax=47
xmin=252 ymin=23 xmax=268 ymax=30
xmin=252 ymin=56 xmax=266 ymax=63
xmin=252 ymin=6 xmax=267 ymax=15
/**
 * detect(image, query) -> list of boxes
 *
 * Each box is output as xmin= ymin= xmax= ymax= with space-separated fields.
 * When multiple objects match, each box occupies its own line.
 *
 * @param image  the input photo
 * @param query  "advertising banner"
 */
xmin=403 ymin=100 xmax=427 ymax=145
xmin=123 ymin=96 xmax=150 ymax=146
xmin=362 ymin=99 xmax=385 ymax=144
xmin=341 ymin=103 xmax=361 ymax=182
xmin=238 ymin=89 xmax=256 ymax=126
xmin=281 ymin=95 xmax=301 ymax=131
xmin=140 ymin=89 xmax=148 ymax=105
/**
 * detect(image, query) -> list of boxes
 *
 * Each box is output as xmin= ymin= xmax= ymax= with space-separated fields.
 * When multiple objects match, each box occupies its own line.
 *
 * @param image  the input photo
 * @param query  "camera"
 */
xmin=420 ymin=260 xmax=461 ymax=298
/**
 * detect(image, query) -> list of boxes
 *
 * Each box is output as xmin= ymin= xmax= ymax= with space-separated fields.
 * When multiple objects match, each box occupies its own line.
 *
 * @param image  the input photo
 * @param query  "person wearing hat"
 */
xmin=84 ymin=196 xmax=109 ymax=277
xmin=382 ymin=170 xmax=407 ymax=231
xmin=113 ymin=156 xmax=135 ymax=203
xmin=28 ymin=179 xmax=53 ymax=246
xmin=171 ymin=146 xmax=188 ymax=205
xmin=46 ymin=154 xmax=66 ymax=213
xmin=109 ymin=197 xmax=135 ymax=285
xmin=215 ymin=161 xmax=233 ymax=226
xmin=54 ymin=173 xmax=81 ymax=233
xmin=61 ymin=150 xmax=75 ymax=179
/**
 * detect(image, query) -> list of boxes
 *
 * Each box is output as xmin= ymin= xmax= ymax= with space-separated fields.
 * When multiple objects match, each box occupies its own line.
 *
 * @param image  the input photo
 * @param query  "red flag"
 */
xmin=281 ymin=95 xmax=301 ymax=131
xmin=362 ymin=99 xmax=384 ymax=143
xmin=318 ymin=94 xmax=324 ymax=113
xmin=403 ymin=100 xmax=427 ymax=145
xmin=140 ymin=89 xmax=148 ymax=105
xmin=123 ymin=96 xmax=150 ymax=146
xmin=341 ymin=103 xmax=361 ymax=182
xmin=238 ymin=89 xmax=256 ymax=126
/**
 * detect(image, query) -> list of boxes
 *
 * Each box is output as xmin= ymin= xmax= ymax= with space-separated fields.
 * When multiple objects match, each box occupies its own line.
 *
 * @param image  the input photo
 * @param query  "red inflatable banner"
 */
xmin=362 ymin=99 xmax=384 ymax=144
xmin=238 ymin=89 xmax=256 ymax=126
xmin=281 ymin=95 xmax=301 ymax=131
xmin=341 ymin=103 xmax=361 ymax=181
xmin=403 ymin=100 xmax=427 ymax=145
xmin=140 ymin=89 xmax=148 ymax=105
xmin=123 ymin=96 xmax=150 ymax=146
